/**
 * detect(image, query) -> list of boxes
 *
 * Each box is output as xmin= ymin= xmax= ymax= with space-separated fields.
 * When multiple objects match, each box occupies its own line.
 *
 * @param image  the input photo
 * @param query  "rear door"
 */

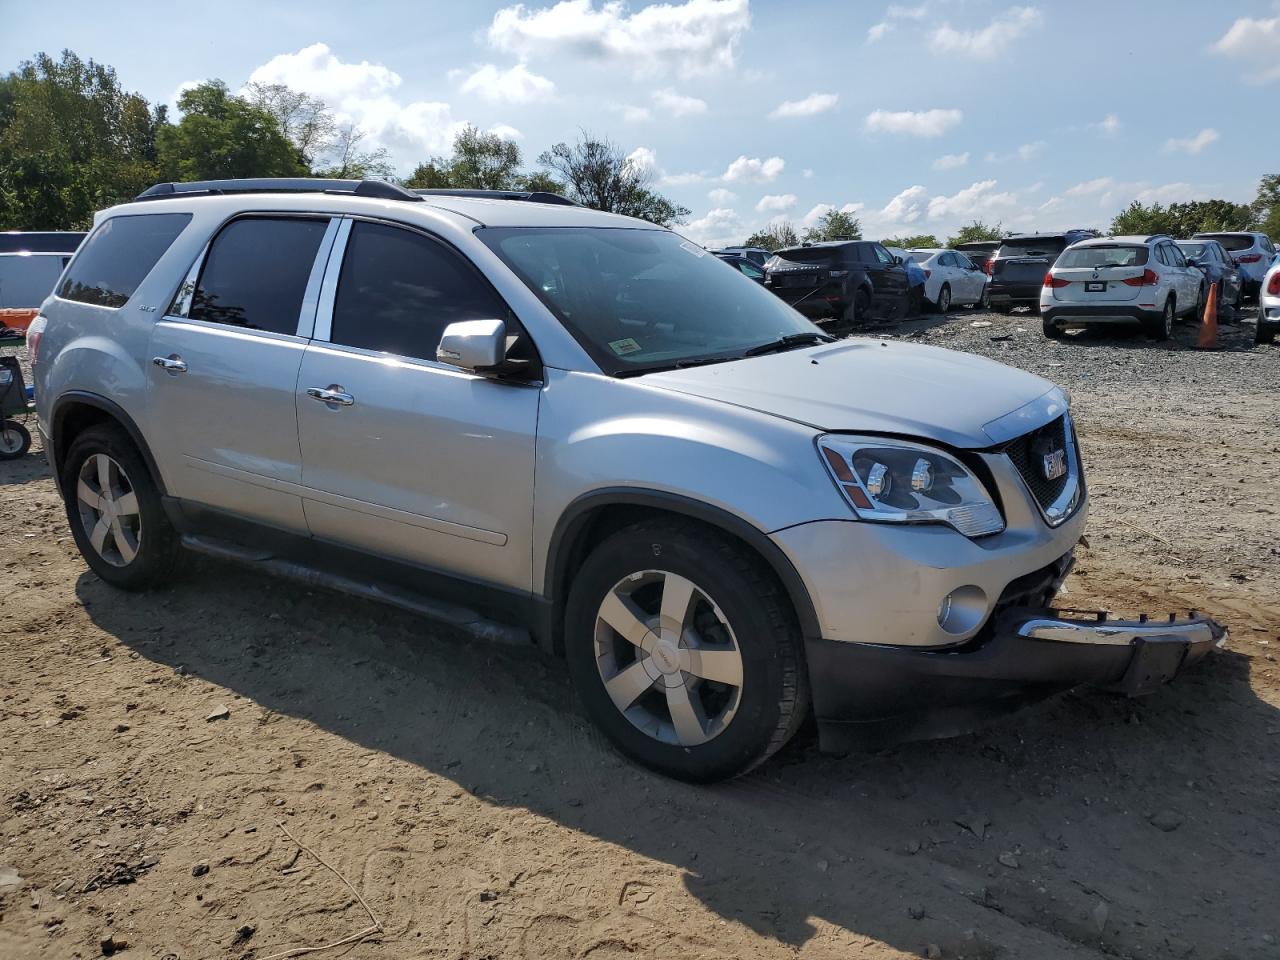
xmin=867 ymin=243 xmax=909 ymax=313
xmin=993 ymin=238 xmax=1064 ymax=294
xmin=148 ymin=215 xmax=338 ymax=531
xmin=1161 ymin=242 xmax=1200 ymax=308
xmin=294 ymin=218 xmax=540 ymax=593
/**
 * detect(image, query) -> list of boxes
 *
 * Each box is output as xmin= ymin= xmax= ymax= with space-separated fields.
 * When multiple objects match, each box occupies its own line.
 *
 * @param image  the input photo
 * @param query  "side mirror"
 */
xmin=1185 ymin=257 xmax=1199 ymax=267
xmin=437 ymin=318 xmax=506 ymax=372
xmin=893 ymin=255 xmax=903 ymax=264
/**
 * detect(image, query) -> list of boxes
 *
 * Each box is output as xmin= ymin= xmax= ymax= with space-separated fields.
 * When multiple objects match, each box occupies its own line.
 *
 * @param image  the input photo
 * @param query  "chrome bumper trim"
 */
xmin=1016 ymin=612 xmax=1226 ymax=648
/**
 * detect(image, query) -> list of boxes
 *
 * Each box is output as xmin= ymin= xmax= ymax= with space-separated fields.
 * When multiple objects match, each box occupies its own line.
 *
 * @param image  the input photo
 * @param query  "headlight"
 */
xmin=817 ymin=435 xmax=1005 ymax=538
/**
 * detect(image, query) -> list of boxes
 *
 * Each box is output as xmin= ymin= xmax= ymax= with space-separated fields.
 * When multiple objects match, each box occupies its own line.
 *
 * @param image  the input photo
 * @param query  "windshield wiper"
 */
xmin=741 ymin=332 xmax=835 ymax=357
xmin=615 ymin=355 xmax=734 ymax=378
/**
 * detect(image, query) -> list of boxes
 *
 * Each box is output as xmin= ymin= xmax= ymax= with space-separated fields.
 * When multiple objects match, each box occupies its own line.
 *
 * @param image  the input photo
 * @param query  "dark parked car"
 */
xmin=952 ymin=239 xmax=1000 ymax=274
xmin=764 ymin=240 xmax=909 ymax=326
xmin=713 ymin=253 xmax=766 ymax=283
xmin=1174 ymin=239 xmax=1243 ymax=316
xmin=0 ymin=231 xmax=85 ymax=254
xmin=988 ymin=230 xmax=1097 ymax=312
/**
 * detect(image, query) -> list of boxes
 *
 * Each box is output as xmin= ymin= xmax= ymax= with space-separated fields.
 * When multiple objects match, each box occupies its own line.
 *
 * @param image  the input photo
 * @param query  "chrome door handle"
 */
xmin=152 ymin=355 xmax=187 ymax=374
xmin=306 ymin=386 xmax=355 ymax=407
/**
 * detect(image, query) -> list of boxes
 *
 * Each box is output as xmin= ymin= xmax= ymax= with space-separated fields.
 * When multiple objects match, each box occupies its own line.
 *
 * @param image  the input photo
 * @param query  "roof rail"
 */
xmin=411 ymin=188 xmax=579 ymax=207
xmin=134 ymin=178 xmax=423 ymax=203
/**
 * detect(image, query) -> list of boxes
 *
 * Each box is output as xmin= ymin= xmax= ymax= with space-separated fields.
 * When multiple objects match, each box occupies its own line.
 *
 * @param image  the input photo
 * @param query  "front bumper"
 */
xmin=806 ymin=609 xmax=1226 ymax=750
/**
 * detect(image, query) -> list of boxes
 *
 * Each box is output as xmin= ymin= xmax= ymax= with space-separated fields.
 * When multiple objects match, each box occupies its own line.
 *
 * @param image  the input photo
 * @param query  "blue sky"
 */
xmin=5 ymin=0 xmax=1278 ymax=245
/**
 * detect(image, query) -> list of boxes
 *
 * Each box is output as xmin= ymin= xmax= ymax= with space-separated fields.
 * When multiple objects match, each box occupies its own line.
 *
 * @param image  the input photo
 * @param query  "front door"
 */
xmin=147 ymin=215 xmax=337 ymax=531
xmin=295 ymin=218 xmax=540 ymax=593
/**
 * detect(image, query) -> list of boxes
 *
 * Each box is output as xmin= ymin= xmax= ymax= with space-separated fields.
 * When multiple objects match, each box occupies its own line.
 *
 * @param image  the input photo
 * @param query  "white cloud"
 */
xmin=487 ymin=0 xmax=752 ymax=77
xmin=929 ymin=7 xmax=1042 ymax=59
xmin=1212 ymin=16 xmax=1280 ymax=84
xmin=927 ymin=179 xmax=1018 ymax=220
xmin=933 ymin=152 xmax=969 ymax=170
xmin=621 ymin=104 xmax=652 ymax=123
xmin=1163 ymin=128 xmax=1219 ymax=155
xmin=708 ymin=187 xmax=737 ymax=205
xmin=456 ymin=63 xmax=555 ymax=103
xmin=755 ymin=193 xmax=797 ymax=213
xmin=652 ymin=88 xmax=708 ymax=117
xmin=868 ymin=4 xmax=927 ymax=42
xmin=1135 ymin=182 xmax=1208 ymax=205
xmin=770 ymin=92 xmax=839 ymax=119
xmin=248 ymin=43 xmax=467 ymax=165
xmin=879 ymin=185 xmax=928 ymax=225
xmin=802 ymin=168 xmax=814 ymax=179
xmin=986 ymin=140 xmax=1046 ymax=163
xmin=1091 ymin=114 xmax=1122 ymax=137
xmin=660 ymin=171 xmax=709 ymax=186
xmin=867 ymin=21 xmax=894 ymax=43
xmin=865 ymin=108 xmax=962 ymax=138
xmin=799 ymin=203 xmax=835 ymax=230
xmin=681 ymin=207 xmax=741 ymax=247
xmin=1064 ymin=177 xmax=1114 ymax=197
xmin=722 ymin=155 xmax=785 ymax=183
xmin=625 ymin=146 xmax=659 ymax=178
xmin=488 ymin=123 xmax=524 ymax=141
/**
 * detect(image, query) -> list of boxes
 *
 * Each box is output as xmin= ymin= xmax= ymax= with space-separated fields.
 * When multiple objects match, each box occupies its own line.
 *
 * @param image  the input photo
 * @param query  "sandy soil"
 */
xmin=1 ymin=307 xmax=1277 ymax=960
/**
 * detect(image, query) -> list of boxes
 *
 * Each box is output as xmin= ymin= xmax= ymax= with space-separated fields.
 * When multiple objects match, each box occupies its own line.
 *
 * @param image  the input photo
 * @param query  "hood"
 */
xmin=641 ymin=339 xmax=1063 ymax=449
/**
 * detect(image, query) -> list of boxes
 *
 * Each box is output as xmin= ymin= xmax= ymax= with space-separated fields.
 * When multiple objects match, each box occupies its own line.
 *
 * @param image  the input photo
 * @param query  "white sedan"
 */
xmin=904 ymin=248 xmax=990 ymax=312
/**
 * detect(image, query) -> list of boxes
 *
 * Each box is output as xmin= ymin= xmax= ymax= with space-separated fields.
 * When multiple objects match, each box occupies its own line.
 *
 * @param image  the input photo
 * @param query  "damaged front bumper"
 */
xmin=807 ymin=609 xmax=1227 ymax=752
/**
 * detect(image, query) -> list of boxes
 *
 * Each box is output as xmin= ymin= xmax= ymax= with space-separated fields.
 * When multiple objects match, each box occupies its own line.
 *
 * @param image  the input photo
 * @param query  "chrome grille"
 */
xmin=1003 ymin=415 xmax=1082 ymax=525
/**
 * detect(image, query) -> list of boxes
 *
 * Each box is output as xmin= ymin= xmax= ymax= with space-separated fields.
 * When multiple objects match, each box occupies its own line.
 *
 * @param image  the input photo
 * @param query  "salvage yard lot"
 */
xmin=1 ymin=311 xmax=1277 ymax=960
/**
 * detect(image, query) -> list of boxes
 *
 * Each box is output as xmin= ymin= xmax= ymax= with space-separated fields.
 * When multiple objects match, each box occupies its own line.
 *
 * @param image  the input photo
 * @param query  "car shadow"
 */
xmin=1049 ymin=306 xmax=1262 ymax=354
xmin=78 ymin=557 xmax=1280 ymax=959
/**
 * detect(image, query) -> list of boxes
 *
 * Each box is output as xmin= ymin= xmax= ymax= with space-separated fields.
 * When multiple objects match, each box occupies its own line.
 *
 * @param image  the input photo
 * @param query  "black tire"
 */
xmin=1143 ymin=297 xmax=1175 ymax=341
xmin=1257 ymin=323 xmax=1276 ymax=345
xmin=1042 ymin=318 xmax=1065 ymax=339
xmin=60 ymin=423 xmax=181 ymax=590
xmin=564 ymin=521 xmax=809 ymax=782
xmin=845 ymin=287 xmax=871 ymax=326
xmin=976 ymin=285 xmax=991 ymax=310
xmin=0 ymin=420 xmax=31 ymax=460
xmin=992 ymin=303 xmax=1012 ymax=315
xmin=1190 ymin=283 xmax=1207 ymax=325
xmin=933 ymin=283 xmax=952 ymax=314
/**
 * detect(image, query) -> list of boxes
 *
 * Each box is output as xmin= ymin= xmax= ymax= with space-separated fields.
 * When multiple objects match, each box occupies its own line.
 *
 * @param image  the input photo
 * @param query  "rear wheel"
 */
xmin=1042 ymin=318 xmax=1065 ymax=339
xmin=1143 ymin=297 xmax=1175 ymax=341
xmin=564 ymin=521 xmax=808 ymax=782
xmin=60 ymin=424 xmax=180 ymax=590
xmin=0 ymin=420 xmax=31 ymax=460
xmin=934 ymin=284 xmax=952 ymax=314
xmin=1257 ymin=322 xmax=1276 ymax=345
xmin=992 ymin=303 xmax=1012 ymax=315
xmin=976 ymin=285 xmax=991 ymax=310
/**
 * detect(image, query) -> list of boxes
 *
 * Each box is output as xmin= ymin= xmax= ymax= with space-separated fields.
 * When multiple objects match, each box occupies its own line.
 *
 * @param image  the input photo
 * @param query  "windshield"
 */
xmin=0 ymin=254 xmax=70 ymax=308
xmin=1196 ymin=233 xmax=1253 ymax=252
xmin=1176 ymin=243 xmax=1209 ymax=259
xmin=998 ymin=238 xmax=1066 ymax=258
xmin=478 ymin=226 xmax=818 ymax=375
xmin=1056 ymin=245 xmax=1148 ymax=268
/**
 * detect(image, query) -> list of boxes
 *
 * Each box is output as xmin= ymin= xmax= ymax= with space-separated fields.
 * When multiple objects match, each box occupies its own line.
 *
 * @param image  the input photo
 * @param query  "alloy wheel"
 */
xmin=75 ymin=453 xmax=141 ymax=567
xmin=593 ymin=570 xmax=744 ymax=747
xmin=1163 ymin=301 xmax=1174 ymax=338
xmin=938 ymin=286 xmax=951 ymax=313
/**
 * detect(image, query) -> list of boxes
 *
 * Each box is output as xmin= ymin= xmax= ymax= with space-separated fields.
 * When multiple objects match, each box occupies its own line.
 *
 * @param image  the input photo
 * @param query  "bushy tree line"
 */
xmin=0 ymin=49 xmax=688 ymax=230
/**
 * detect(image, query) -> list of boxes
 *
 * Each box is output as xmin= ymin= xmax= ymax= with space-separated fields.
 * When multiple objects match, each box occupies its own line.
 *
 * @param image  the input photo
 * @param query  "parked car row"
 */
xmin=1040 ymin=231 xmax=1277 ymax=341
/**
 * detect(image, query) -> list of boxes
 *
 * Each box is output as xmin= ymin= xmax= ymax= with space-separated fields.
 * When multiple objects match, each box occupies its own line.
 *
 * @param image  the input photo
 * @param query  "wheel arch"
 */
xmin=542 ymin=488 xmax=821 ymax=655
xmin=50 ymin=392 xmax=167 ymax=497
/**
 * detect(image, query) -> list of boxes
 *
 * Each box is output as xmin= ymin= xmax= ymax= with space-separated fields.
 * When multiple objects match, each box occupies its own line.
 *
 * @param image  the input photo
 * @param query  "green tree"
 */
xmin=405 ymin=124 xmax=563 ymax=193
xmin=242 ymin=81 xmax=335 ymax=167
xmin=157 ymin=80 xmax=305 ymax=182
xmin=742 ymin=221 xmax=798 ymax=251
xmin=945 ymin=220 xmax=1004 ymax=247
xmin=0 ymin=50 xmax=164 ymax=229
xmin=537 ymin=132 xmax=690 ymax=225
xmin=313 ymin=122 xmax=393 ymax=180
xmin=1109 ymin=199 xmax=1252 ymax=237
xmin=882 ymin=233 xmax=940 ymax=249
xmin=801 ymin=208 xmax=861 ymax=243
xmin=1251 ymin=174 xmax=1279 ymax=239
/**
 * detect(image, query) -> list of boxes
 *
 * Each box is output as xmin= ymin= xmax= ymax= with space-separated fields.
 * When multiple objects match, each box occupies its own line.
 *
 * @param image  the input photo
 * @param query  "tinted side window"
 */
xmin=873 ymin=244 xmax=895 ymax=265
xmin=1165 ymin=244 xmax=1187 ymax=267
xmin=58 ymin=213 xmax=191 ymax=308
xmin=190 ymin=217 xmax=328 ymax=334
xmin=330 ymin=221 xmax=508 ymax=361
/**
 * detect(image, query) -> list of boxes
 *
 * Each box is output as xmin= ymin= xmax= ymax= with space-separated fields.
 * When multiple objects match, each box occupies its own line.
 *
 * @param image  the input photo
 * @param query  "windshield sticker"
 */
xmin=608 ymin=337 xmax=642 ymax=356
xmin=679 ymin=240 xmax=707 ymax=258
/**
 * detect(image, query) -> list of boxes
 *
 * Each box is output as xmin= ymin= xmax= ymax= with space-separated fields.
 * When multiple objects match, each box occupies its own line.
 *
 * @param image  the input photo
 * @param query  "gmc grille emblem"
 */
xmin=1041 ymin=447 xmax=1067 ymax=481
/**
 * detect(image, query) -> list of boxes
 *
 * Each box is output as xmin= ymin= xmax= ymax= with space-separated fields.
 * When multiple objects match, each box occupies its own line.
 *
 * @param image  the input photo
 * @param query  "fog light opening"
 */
xmin=938 ymin=585 xmax=989 ymax=636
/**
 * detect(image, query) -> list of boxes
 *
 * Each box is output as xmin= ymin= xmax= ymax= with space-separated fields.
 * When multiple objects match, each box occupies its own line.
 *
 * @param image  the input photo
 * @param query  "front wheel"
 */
xmin=0 ymin=420 xmax=31 ymax=460
xmin=564 ymin=522 xmax=809 ymax=782
xmin=60 ymin=424 xmax=181 ymax=590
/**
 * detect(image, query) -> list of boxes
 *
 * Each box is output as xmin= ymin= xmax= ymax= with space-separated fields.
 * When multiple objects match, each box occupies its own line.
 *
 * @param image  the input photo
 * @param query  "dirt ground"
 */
xmin=1 ymin=306 xmax=1278 ymax=960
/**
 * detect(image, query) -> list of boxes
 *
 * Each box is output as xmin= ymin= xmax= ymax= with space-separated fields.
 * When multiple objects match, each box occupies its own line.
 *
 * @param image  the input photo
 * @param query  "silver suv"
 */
xmin=30 ymin=179 xmax=1224 ymax=781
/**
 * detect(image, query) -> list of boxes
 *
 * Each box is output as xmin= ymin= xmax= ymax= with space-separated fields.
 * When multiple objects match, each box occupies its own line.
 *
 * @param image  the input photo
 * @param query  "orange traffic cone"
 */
xmin=1196 ymin=281 xmax=1218 ymax=349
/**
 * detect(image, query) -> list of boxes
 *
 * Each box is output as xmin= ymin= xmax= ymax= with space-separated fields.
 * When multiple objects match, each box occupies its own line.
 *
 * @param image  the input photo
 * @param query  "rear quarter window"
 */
xmin=58 ymin=213 xmax=191 ymax=308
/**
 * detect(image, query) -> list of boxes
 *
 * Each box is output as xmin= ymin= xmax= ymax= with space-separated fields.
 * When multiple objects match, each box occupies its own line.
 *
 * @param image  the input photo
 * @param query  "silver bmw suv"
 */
xmin=30 ymin=179 xmax=1224 ymax=781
